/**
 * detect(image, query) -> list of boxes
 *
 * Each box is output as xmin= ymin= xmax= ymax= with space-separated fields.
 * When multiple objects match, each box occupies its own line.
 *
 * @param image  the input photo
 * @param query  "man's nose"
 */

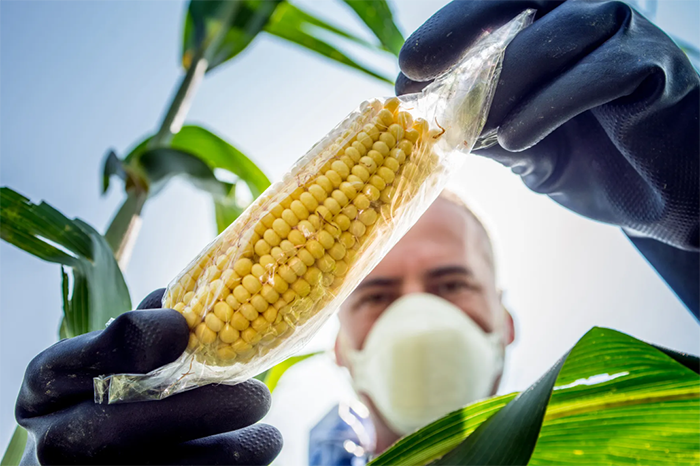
xmin=401 ymin=278 xmax=426 ymax=296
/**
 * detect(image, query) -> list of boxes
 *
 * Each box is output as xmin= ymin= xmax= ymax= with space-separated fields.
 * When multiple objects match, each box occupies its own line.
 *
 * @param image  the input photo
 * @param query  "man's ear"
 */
xmin=497 ymin=289 xmax=515 ymax=346
xmin=503 ymin=307 xmax=515 ymax=346
xmin=334 ymin=332 xmax=347 ymax=368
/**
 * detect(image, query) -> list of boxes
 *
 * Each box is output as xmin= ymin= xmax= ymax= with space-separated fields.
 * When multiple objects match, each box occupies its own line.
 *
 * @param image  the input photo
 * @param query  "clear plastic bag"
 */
xmin=94 ymin=10 xmax=534 ymax=404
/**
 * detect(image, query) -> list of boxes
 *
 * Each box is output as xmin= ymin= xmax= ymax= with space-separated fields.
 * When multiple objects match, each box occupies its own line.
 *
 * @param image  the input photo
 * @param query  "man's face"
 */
xmin=338 ymin=197 xmax=508 ymax=353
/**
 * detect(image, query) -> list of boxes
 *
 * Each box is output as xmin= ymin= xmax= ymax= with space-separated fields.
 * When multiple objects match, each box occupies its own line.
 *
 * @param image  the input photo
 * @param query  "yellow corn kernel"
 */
xmin=233 ymin=285 xmax=251 ymax=303
xmin=205 ymin=313 xmax=224 ymax=332
xmin=363 ymin=185 xmax=380 ymax=202
xmin=378 ymin=109 xmax=394 ymax=128
xmin=317 ymin=254 xmax=336 ymax=273
xmin=304 ymin=266 xmax=323 ymax=285
xmin=214 ymin=301 xmax=234 ymax=322
xmin=369 ymin=175 xmax=386 ymax=192
xmin=182 ymin=308 xmax=198 ymax=328
xmin=219 ymin=324 xmax=240 ymax=343
xmin=328 ymin=243 xmax=346 ymax=261
xmin=240 ymin=303 xmax=259 ymax=321
xmin=282 ymin=209 xmax=299 ymax=227
xmin=217 ymin=344 xmax=237 ymax=361
xmin=263 ymin=307 xmax=278 ymax=323
xmin=342 ymin=204 xmax=358 ymax=219
xmin=188 ymin=333 xmax=200 ymax=350
xmin=278 ymin=265 xmax=298 ymax=284
xmin=292 ymin=278 xmax=311 ymax=297
xmin=251 ymin=295 xmax=269 ymax=313
xmin=351 ymin=165 xmax=370 ymax=182
xmin=231 ymin=312 xmax=250 ymax=331
xmin=225 ymin=294 xmax=241 ymax=311
xmin=242 ymin=274 xmax=262 ymax=294
xmin=233 ymin=338 xmax=253 ymax=354
xmin=315 ymin=175 xmax=334 ymax=193
xmin=261 ymin=285 xmax=280 ymax=304
xmin=195 ymin=323 xmax=217 ymax=344
xmin=252 ymin=316 xmax=271 ymax=333
xmin=339 ymin=231 xmax=356 ymax=249
xmin=325 ymin=169 xmax=343 ymax=187
xmin=345 ymin=146 xmax=362 ymax=163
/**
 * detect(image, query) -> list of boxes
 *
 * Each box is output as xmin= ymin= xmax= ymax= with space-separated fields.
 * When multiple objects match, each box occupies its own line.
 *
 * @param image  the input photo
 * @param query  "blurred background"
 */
xmin=1 ymin=1 xmax=698 ymax=464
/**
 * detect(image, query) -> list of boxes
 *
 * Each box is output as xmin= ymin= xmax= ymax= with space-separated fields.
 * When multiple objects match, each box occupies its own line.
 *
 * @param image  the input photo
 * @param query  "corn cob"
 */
xmin=162 ymin=97 xmax=442 ymax=366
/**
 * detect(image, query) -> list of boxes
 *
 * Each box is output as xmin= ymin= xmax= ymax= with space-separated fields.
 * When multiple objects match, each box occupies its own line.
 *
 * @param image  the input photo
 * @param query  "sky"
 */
xmin=1 ymin=0 xmax=699 ymax=464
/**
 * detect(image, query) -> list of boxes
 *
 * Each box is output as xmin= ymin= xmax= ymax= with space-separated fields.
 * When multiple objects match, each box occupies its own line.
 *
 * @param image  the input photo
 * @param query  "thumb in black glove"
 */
xmin=16 ymin=289 xmax=283 ymax=465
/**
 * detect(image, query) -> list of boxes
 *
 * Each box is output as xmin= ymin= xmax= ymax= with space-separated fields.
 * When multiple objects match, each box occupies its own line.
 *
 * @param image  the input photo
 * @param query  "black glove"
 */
xmin=397 ymin=0 xmax=699 ymax=317
xmin=16 ymin=289 xmax=283 ymax=465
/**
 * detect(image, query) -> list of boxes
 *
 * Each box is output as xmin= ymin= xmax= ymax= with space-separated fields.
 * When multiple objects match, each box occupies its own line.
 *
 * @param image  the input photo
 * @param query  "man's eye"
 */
xmin=435 ymin=280 xmax=474 ymax=294
xmin=359 ymin=292 xmax=393 ymax=306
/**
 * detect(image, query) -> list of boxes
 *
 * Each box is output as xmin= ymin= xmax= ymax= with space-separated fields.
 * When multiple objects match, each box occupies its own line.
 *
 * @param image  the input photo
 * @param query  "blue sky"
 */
xmin=1 ymin=1 xmax=699 ymax=463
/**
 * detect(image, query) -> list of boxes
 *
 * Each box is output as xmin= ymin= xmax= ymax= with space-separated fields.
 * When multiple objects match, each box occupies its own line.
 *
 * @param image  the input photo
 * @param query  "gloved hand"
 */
xmin=397 ymin=0 xmax=699 ymax=251
xmin=396 ymin=0 xmax=699 ymax=317
xmin=16 ymin=289 xmax=283 ymax=465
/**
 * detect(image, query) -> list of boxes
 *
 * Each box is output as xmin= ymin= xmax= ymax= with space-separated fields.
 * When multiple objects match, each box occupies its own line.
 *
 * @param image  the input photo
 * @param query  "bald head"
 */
xmin=437 ymin=190 xmax=495 ymax=276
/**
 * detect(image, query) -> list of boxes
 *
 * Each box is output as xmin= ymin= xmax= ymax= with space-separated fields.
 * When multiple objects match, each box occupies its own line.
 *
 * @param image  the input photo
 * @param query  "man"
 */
xmin=15 ymin=0 xmax=697 ymax=464
xmin=309 ymin=190 xmax=514 ymax=465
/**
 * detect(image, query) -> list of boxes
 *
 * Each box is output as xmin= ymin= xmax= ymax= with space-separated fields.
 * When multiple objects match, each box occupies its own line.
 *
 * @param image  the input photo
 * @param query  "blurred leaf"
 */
xmin=119 ymin=125 xmax=270 ymax=199
xmin=168 ymin=126 xmax=270 ymax=198
xmin=370 ymin=328 xmax=700 ymax=466
xmin=139 ymin=148 xmax=231 ymax=198
xmin=182 ymin=0 xmax=282 ymax=72
xmin=265 ymin=2 xmax=394 ymax=84
xmin=180 ymin=0 xmax=395 ymax=82
xmin=255 ymin=351 xmax=322 ymax=393
xmin=214 ymin=184 xmax=245 ymax=234
xmin=0 ymin=188 xmax=132 ymax=336
xmin=1 ymin=426 xmax=26 ymax=466
xmin=342 ymin=0 xmax=404 ymax=56
xmin=103 ymin=150 xmax=130 ymax=194
xmin=276 ymin=3 xmax=378 ymax=51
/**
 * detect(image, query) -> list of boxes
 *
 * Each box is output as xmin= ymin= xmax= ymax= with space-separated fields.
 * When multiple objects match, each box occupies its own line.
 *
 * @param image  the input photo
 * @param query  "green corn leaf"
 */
xmin=181 ymin=0 xmax=282 ymax=72
xmin=168 ymin=126 xmax=270 ymax=198
xmin=342 ymin=0 xmax=404 ymax=56
xmin=264 ymin=2 xmax=394 ymax=84
xmin=180 ymin=0 xmax=395 ymax=82
xmin=0 ymin=188 xmax=132 ymax=337
xmin=0 ymin=426 xmax=27 ymax=466
xmin=138 ymin=147 xmax=231 ymax=198
xmin=275 ymin=3 xmax=379 ymax=52
xmin=370 ymin=327 xmax=700 ymax=466
xmin=255 ymin=351 xmax=322 ymax=393
xmin=118 ymin=125 xmax=270 ymax=199
xmin=105 ymin=125 xmax=270 ymax=237
xmin=214 ymin=183 xmax=246 ymax=234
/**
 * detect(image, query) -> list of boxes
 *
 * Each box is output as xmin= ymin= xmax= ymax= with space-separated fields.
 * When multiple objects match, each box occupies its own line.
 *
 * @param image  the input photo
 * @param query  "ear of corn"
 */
xmin=162 ymin=97 xmax=441 ymax=367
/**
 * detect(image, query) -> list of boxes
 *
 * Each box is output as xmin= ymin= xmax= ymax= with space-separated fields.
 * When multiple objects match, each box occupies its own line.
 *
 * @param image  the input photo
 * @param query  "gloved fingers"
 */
xmin=473 ymin=129 xmax=564 ymax=191
xmin=395 ymin=71 xmax=431 ymax=96
xmin=16 ymin=309 xmax=189 ymax=418
xmin=23 ymin=380 xmax=273 ymax=464
xmin=398 ymin=0 xmax=561 ymax=82
xmin=137 ymin=288 xmax=167 ymax=310
xmin=151 ymin=424 xmax=283 ymax=466
xmin=489 ymin=1 xmax=671 ymax=149
xmin=398 ymin=1 xmax=666 ymax=145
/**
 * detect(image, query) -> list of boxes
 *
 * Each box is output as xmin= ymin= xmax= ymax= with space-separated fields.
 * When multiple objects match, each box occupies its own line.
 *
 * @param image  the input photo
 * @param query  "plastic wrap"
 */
xmin=94 ymin=10 xmax=534 ymax=404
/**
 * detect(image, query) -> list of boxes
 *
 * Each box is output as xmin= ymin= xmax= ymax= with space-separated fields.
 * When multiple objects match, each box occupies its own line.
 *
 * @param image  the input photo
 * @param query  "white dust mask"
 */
xmin=345 ymin=293 xmax=504 ymax=435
